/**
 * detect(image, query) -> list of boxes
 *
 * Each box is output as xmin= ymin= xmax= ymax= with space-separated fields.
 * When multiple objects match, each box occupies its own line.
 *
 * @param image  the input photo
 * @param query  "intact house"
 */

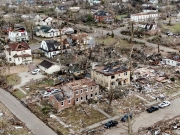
xmin=39 ymin=40 xmax=71 ymax=58
xmin=38 ymin=60 xmax=60 ymax=74
xmin=4 ymin=42 xmax=32 ymax=65
xmin=93 ymin=10 xmax=114 ymax=23
xmin=91 ymin=63 xmax=130 ymax=89
xmin=8 ymin=26 xmax=29 ymax=42
xmin=35 ymin=25 xmax=60 ymax=38
xmin=130 ymin=12 xmax=159 ymax=22
xmin=49 ymin=78 xmax=99 ymax=111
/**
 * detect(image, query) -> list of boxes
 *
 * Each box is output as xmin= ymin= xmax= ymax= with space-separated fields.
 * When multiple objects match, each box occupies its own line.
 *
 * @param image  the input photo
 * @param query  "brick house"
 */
xmin=49 ymin=78 xmax=99 ymax=111
xmin=91 ymin=63 xmax=130 ymax=89
xmin=93 ymin=10 xmax=114 ymax=23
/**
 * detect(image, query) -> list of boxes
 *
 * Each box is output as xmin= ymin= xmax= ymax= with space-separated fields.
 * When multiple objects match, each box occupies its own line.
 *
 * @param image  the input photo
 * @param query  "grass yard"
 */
xmin=12 ymin=89 xmax=26 ymax=99
xmin=6 ymin=74 xmax=21 ymax=86
xmin=96 ymin=36 xmax=116 ymax=45
xmin=57 ymin=105 xmax=107 ymax=131
xmin=162 ymin=23 xmax=180 ymax=33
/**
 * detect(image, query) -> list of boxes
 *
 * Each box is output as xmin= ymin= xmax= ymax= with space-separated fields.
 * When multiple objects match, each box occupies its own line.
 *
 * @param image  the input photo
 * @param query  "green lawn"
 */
xmin=12 ymin=89 xmax=26 ymax=99
xmin=6 ymin=74 xmax=21 ymax=86
xmin=162 ymin=23 xmax=180 ymax=32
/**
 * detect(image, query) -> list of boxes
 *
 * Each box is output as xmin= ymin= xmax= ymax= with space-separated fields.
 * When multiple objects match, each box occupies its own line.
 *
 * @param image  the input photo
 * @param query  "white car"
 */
xmin=51 ymin=89 xmax=61 ymax=94
xmin=158 ymin=101 xmax=171 ymax=108
xmin=31 ymin=69 xmax=40 ymax=75
xmin=43 ymin=92 xmax=51 ymax=98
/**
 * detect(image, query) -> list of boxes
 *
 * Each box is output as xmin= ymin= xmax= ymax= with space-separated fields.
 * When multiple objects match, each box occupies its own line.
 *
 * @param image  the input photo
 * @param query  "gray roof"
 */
xmin=54 ymin=93 xmax=65 ymax=102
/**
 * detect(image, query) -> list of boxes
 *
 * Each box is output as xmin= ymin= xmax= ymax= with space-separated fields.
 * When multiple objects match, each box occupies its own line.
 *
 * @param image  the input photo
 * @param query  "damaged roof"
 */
xmin=94 ymin=65 xmax=129 ymax=76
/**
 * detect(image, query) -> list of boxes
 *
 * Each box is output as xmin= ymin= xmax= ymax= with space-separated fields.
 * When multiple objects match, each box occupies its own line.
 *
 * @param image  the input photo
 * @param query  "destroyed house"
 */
xmin=91 ymin=63 xmax=130 ymax=88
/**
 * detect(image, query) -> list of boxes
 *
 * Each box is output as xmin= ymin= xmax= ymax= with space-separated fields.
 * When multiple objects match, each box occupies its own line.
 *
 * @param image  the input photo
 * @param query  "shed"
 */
xmin=38 ymin=60 xmax=60 ymax=74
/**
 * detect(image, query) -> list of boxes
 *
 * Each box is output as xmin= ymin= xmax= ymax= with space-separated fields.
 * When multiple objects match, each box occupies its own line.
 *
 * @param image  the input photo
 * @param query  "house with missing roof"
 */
xmin=38 ymin=59 xmax=60 ymax=74
xmin=35 ymin=25 xmax=60 ymax=38
xmin=91 ymin=63 xmax=130 ymax=89
xmin=8 ymin=25 xmax=29 ymax=42
xmin=34 ymin=15 xmax=54 ymax=26
xmin=49 ymin=78 xmax=99 ymax=111
xmin=39 ymin=40 xmax=71 ymax=58
xmin=4 ymin=42 xmax=32 ymax=65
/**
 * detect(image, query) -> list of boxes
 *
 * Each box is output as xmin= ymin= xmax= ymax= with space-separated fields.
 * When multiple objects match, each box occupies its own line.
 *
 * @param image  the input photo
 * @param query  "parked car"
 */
xmin=31 ymin=69 xmax=40 ymax=75
xmin=121 ymin=114 xmax=132 ymax=122
xmin=104 ymin=120 xmax=118 ymax=129
xmin=51 ymin=89 xmax=61 ymax=94
xmin=146 ymin=106 xmax=159 ymax=113
xmin=43 ymin=92 xmax=51 ymax=98
xmin=158 ymin=101 xmax=170 ymax=108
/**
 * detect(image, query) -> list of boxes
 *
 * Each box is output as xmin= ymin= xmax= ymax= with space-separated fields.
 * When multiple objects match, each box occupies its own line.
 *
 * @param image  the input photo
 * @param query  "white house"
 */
xmin=142 ymin=6 xmax=158 ymax=13
xmin=39 ymin=40 xmax=71 ymax=58
xmin=35 ymin=26 xmax=60 ymax=38
xmin=38 ymin=60 xmax=60 ymax=74
xmin=4 ymin=42 xmax=32 ymax=65
xmin=162 ymin=58 xmax=180 ymax=66
xmin=130 ymin=12 xmax=159 ymax=22
xmin=34 ymin=15 xmax=53 ymax=26
xmin=8 ymin=27 xmax=29 ymax=42
xmin=149 ymin=0 xmax=158 ymax=4
xmin=39 ymin=40 xmax=60 ymax=58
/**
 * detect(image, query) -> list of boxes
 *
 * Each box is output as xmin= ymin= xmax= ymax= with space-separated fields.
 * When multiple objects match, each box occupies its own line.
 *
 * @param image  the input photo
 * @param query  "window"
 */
xmin=91 ymin=87 xmax=93 ymax=91
xmin=68 ymin=100 xmax=71 ymax=104
xmin=124 ymin=72 xmax=127 ymax=76
xmin=9 ymin=58 xmax=11 ymax=61
xmin=18 ymin=58 xmax=20 ymax=61
xmin=91 ymin=94 xmax=93 ymax=97
xmin=119 ymin=74 xmax=120 ymax=76
xmin=81 ymin=97 xmax=83 ymax=101
xmin=111 ymin=75 xmax=115 ymax=79
xmin=76 ymin=91 xmax=79 ymax=95
xmin=61 ymin=101 xmax=64 ymax=106
xmin=76 ymin=98 xmax=79 ymax=102
xmin=95 ymin=93 xmax=97 ymax=96
xmin=9 ymin=51 xmax=11 ymax=56
xmin=95 ymin=85 xmax=98 ymax=89
xmin=81 ymin=90 xmax=83 ymax=94
xmin=86 ymin=89 xmax=88 ymax=92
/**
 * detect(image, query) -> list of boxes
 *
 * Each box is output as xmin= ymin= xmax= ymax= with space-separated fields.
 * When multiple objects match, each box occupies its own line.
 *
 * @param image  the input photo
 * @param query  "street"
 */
xmin=0 ymin=88 xmax=57 ymax=135
xmin=104 ymin=97 xmax=180 ymax=135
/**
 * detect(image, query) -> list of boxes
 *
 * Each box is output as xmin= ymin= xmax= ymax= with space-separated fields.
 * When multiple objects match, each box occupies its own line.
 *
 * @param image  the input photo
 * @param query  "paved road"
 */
xmin=90 ymin=27 xmax=178 ymax=53
xmin=104 ymin=97 xmax=180 ymax=135
xmin=0 ymin=88 xmax=57 ymax=135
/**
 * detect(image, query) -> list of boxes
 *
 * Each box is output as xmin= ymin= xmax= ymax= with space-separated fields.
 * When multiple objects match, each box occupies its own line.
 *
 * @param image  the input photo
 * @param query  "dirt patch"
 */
xmin=6 ymin=65 xmax=28 ymax=74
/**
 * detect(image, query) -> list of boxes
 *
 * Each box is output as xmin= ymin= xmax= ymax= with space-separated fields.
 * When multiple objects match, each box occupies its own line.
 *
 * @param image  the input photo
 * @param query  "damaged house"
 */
xmin=4 ymin=42 xmax=32 ymax=65
xmin=91 ymin=63 xmax=130 ymax=88
xmin=163 ymin=55 xmax=180 ymax=66
xmin=49 ymin=78 xmax=99 ymax=111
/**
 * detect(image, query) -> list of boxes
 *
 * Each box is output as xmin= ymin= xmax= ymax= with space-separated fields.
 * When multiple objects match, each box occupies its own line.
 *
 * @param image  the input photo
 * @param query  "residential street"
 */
xmin=0 ymin=88 xmax=57 ymax=135
xmin=104 ymin=97 xmax=180 ymax=135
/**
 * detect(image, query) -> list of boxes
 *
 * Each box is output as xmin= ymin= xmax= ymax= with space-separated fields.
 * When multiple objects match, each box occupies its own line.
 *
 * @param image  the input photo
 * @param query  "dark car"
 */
xmin=104 ymin=120 xmax=118 ymax=129
xmin=146 ymin=106 xmax=159 ymax=113
xmin=121 ymin=114 xmax=132 ymax=122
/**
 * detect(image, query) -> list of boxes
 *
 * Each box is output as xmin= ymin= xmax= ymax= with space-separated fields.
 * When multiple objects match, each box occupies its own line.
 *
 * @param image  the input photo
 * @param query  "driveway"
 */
xmin=13 ymin=72 xmax=45 ymax=94
xmin=104 ymin=97 xmax=180 ymax=135
xmin=0 ymin=88 xmax=57 ymax=135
